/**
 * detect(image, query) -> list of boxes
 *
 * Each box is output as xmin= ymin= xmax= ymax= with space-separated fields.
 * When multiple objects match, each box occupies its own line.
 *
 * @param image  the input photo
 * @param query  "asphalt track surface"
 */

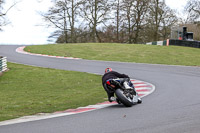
xmin=0 ymin=45 xmax=200 ymax=133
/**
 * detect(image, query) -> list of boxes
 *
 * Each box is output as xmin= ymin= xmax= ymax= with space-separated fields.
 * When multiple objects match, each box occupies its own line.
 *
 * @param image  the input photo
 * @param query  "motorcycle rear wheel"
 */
xmin=115 ymin=89 xmax=133 ymax=107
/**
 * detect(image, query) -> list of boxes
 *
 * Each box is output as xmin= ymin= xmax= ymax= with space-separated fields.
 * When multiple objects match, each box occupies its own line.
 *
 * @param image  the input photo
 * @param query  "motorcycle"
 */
xmin=106 ymin=78 xmax=142 ymax=107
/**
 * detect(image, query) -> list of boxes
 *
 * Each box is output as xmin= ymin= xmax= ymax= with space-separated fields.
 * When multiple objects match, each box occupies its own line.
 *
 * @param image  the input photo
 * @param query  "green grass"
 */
xmin=0 ymin=62 xmax=106 ymax=121
xmin=25 ymin=43 xmax=200 ymax=66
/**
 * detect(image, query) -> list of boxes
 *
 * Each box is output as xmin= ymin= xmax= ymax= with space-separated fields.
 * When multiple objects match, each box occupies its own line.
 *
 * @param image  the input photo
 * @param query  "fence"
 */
xmin=146 ymin=40 xmax=169 ymax=46
xmin=0 ymin=57 xmax=7 ymax=72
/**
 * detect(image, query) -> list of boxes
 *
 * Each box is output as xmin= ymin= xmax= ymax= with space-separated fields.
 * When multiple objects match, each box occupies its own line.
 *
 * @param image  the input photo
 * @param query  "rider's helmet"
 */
xmin=105 ymin=68 xmax=112 ymax=73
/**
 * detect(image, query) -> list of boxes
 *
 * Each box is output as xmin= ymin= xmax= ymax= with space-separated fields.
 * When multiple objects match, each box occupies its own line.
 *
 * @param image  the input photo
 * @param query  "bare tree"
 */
xmin=0 ymin=0 xmax=17 ymax=31
xmin=160 ymin=6 xmax=177 ymax=40
xmin=146 ymin=0 xmax=177 ymax=41
xmin=45 ymin=0 xmax=179 ymax=43
xmin=148 ymin=0 xmax=161 ymax=41
xmin=132 ymin=0 xmax=150 ymax=43
xmin=112 ymin=0 xmax=123 ymax=42
xmin=80 ymin=0 xmax=112 ymax=42
xmin=65 ymin=0 xmax=82 ymax=43
xmin=185 ymin=0 xmax=200 ymax=22
xmin=121 ymin=0 xmax=150 ymax=43
xmin=41 ymin=0 xmax=81 ymax=43
xmin=0 ymin=0 xmax=6 ymax=30
xmin=121 ymin=0 xmax=134 ymax=44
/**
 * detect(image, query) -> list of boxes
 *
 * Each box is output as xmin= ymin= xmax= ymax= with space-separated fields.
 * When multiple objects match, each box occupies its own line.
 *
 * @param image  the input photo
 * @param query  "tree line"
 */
xmin=1 ymin=0 xmax=200 ymax=44
xmin=41 ymin=0 xmax=179 ymax=44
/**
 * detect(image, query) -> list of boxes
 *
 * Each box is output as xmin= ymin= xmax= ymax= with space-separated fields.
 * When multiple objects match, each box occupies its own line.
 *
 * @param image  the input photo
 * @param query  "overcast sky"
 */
xmin=0 ymin=0 xmax=188 ymax=45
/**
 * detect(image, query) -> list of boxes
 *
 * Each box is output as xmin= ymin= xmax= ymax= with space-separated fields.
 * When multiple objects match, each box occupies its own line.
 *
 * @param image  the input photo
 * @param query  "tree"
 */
xmin=185 ymin=0 xmax=200 ymax=22
xmin=80 ymin=0 xmax=112 ymax=42
xmin=46 ymin=0 xmax=178 ymax=43
xmin=121 ymin=0 xmax=150 ymax=43
xmin=0 ymin=0 xmax=6 ymax=30
xmin=146 ymin=0 xmax=177 ymax=42
xmin=121 ymin=0 xmax=133 ymax=44
xmin=41 ymin=0 xmax=81 ymax=43
xmin=147 ymin=0 xmax=161 ymax=41
xmin=0 ymin=0 xmax=16 ymax=31
xmin=160 ymin=5 xmax=177 ymax=40
xmin=132 ymin=0 xmax=150 ymax=43
xmin=112 ymin=0 xmax=123 ymax=42
xmin=65 ymin=0 xmax=82 ymax=43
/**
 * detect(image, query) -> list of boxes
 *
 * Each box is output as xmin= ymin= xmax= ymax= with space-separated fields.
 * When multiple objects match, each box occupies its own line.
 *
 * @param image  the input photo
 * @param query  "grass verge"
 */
xmin=0 ymin=62 xmax=106 ymax=121
xmin=25 ymin=43 xmax=200 ymax=66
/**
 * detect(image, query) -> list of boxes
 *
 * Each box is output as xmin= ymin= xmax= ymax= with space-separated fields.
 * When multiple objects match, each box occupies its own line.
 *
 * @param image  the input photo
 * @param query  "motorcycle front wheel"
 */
xmin=115 ymin=89 xmax=133 ymax=107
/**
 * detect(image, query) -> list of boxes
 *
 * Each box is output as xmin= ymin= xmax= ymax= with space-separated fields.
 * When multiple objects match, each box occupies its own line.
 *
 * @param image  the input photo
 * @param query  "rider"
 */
xmin=102 ymin=67 xmax=141 ymax=103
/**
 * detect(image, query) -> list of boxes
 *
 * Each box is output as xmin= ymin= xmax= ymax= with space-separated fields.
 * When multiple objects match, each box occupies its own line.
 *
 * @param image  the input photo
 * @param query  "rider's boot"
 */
xmin=133 ymin=92 xmax=142 ymax=104
xmin=109 ymin=96 xmax=116 ymax=102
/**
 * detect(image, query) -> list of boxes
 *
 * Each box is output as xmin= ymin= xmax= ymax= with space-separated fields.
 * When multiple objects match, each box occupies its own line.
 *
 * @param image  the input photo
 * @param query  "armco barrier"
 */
xmin=0 ymin=56 xmax=7 ymax=72
xmin=146 ymin=39 xmax=200 ymax=48
xmin=169 ymin=39 xmax=200 ymax=48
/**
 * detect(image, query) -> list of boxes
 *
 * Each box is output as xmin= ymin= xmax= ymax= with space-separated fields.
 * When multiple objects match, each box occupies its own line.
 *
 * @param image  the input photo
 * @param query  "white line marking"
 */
xmin=16 ymin=46 xmax=81 ymax=60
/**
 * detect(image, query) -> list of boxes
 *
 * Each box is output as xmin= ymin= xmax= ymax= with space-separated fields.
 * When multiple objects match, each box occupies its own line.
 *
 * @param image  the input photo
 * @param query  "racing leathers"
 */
xmin=102 ymin=71 xmax=135 ymax=102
